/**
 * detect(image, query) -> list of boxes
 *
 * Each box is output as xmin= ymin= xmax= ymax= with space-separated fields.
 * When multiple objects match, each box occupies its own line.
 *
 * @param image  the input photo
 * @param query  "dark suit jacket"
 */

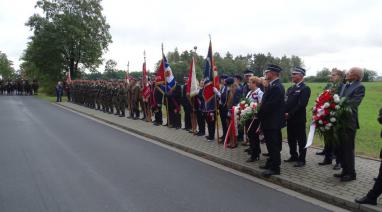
xmin=285 ymin=82 xmax=311 ymax=124
xmin=339 ymin=81 xmax=365 ymax=129
xmin=258 ymin=79 xmax=285 ymax=130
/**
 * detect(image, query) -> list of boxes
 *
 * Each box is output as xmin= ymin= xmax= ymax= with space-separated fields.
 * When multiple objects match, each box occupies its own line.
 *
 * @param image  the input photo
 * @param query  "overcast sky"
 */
xmin=1 ymin=0 xmax=382 ymax=76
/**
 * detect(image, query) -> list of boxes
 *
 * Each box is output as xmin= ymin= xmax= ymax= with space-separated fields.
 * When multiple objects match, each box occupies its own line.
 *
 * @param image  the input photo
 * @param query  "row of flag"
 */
xmin=121 ymin=40 xmax=219 ymax=104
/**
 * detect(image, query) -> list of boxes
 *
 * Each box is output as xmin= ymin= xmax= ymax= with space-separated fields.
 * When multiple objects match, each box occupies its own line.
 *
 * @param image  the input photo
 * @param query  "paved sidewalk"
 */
xmin=58 ymin=102 xmax=382 ymax=212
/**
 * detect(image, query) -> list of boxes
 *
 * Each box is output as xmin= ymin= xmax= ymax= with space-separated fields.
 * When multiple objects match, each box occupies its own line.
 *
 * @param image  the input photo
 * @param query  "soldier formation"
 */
xmin=0 ymin=79 xmax=39 ymax=96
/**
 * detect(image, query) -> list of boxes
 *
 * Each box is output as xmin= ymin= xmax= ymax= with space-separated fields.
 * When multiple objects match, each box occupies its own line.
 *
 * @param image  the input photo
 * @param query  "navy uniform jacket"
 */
xmin=285 ymin=82 xmax=311 ymax=125
xmin=154 ymin=87 xmax=163 ymax=107
xmin=220 ymin=85 xmax=228 ymax=108
xmin=258 ymin=79 xmax=285 ymax=130
xmin=181 ymin=84 xmax=192 ymax=111
xmin=339 ymin=81 xmax=365 ymax=129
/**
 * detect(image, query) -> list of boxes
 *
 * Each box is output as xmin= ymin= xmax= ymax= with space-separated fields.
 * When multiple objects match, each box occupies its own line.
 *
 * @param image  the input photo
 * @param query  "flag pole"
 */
xmin=162 ymin=43 xmax=170 ymax=127
xmin=209 ymin=35 xmax=220 ymax=143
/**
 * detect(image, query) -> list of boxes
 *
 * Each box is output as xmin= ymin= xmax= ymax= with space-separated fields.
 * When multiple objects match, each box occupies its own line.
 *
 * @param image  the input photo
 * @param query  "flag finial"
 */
xmin=144 ymin=50 xmax=146 ymax=61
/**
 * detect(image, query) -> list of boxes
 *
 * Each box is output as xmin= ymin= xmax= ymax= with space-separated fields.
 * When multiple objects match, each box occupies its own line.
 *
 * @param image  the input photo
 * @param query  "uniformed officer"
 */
xmin=218 ymin=74 xmax=228 ymax=142
xmin=284 ymin=67 xmax=311 ymax=167
xmin=224 ymin=77 xmax=242 ymax=147
xmin=153 ymin=80 xmax=164 ymax=125
xmin=181 ymin=77 xmax=192 ymax=131
xmin=258 ymin=64 xmax=285 ymax=177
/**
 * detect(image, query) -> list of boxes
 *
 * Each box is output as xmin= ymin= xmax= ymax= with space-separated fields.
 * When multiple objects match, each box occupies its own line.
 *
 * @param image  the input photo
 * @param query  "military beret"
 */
xmin=225 ymin=77 xmax=234 ymax=86
xmin=292 ymin=67 xmax=306 ymax=76
xmin=265 ymin=64 xmax=282 ymax=73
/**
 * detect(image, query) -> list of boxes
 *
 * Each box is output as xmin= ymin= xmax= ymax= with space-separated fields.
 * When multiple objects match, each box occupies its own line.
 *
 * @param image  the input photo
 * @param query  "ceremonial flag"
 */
xmin=66 ymin=71 xmax=71 ymax=83
xmin=186 ymin=57 xmax=199 ymax=97
xmin=203 ymin=40 xmax=219 ymax=102
xmin=142 ymin=61 xmax=151 ymax=101
xmin=164 ymin=56 xmax=176 ymax=92
xmin=156 ymin=54 xmax=176 ymax=94
xmin=155 ymin=56 xmax=166 ymax=94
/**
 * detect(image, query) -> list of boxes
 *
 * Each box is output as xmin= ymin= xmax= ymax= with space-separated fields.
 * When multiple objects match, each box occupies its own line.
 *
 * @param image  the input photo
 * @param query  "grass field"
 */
xmin=291 ymin=82 xmax=382 ymax=158
xmin=36 ymin=82 xmax=382 ymax=158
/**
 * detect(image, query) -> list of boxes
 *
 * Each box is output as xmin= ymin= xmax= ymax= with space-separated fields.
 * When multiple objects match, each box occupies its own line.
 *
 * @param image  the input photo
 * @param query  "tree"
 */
xmin=0 ymin=51 xmax=16 ymax=79
xmin=363 ymin=69 xmax=377 ymax=82
xmin=23 ymin=0 xmax=112 ymax=82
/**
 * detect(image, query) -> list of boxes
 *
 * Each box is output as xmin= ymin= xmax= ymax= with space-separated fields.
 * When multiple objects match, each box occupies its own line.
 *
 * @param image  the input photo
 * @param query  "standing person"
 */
xmin=182 ymin=77 xmax=192 ymax=131
xmin=196 ymin=80 xmax=206 ymax=136
xmin=318 ymin=68 xmax=345 ymax=170
xmin=55 ymin=81 xmax=63 ymax=102
xmin=258 ymin=64 xmax=285 ymax=177
xmin=218 ymin=74 xmax=228 ymax=142
xmin=168 ymin=83 xmax=182 ymax=129
xmin=245 ymin=76 xmax=264 ymax=162
xmin=355 ymin=108 xmax=382 ymax=205
xmin=153 ymin=82 xmax=163 ymax=125
xmin=131 ymin=79 xmax=141 ymax=119
xmin=242 ymin=69 xmax=254 ymax=98
xmin=334 ymin=67 xmax=365 ymax=182
xmin=118 ymin=82 xmax=127 ymax=117
xmin=284 ymin=67 xmax=311 ymax=167
xmin=225 ymin=77 xmax=241 ymax=148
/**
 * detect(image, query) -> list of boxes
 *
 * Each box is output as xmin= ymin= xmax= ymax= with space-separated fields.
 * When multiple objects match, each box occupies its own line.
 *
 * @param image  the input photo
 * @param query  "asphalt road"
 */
xmin=0 ymin=96 xmax=332 ymax=212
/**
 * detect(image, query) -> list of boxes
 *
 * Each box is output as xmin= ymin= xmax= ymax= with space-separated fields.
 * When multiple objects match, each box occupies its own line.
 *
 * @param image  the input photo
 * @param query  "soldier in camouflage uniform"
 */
xmin=118 ymin=82 xmax=127 ymax=117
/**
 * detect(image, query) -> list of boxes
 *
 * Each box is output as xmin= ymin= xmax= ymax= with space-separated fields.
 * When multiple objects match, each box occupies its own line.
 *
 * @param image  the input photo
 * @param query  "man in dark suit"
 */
xmin=355 ymin=108 xmax=382 ymax=205
xmin=334 ymin=67 xmax=365 ymax=182
xmin=284 ymin=67 xmax=311 ymax=167
xmin=181 ymin=77 xmax=192 ymax=131
xmin=258 ymin=64 xmax=285 ymax=177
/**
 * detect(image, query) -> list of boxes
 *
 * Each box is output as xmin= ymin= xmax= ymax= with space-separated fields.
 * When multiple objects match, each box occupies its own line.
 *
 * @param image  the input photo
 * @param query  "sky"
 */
xmin=1 ymin=0 xmax=382 ymax=76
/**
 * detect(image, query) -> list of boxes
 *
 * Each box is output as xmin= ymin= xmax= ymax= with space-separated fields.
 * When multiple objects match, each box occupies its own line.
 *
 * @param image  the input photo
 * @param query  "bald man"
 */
xmin=334 ymin=67 xmax=365 ymax=182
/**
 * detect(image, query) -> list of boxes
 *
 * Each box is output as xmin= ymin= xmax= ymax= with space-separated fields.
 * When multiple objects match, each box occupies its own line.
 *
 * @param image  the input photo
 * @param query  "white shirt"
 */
xmin=246 ymin=88 xmax=263 ymax=103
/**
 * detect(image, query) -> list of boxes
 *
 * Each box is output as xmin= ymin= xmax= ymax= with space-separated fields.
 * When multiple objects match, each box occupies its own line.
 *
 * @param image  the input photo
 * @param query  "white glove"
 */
xmin=213 ymin=87 xmax=221 ymax=97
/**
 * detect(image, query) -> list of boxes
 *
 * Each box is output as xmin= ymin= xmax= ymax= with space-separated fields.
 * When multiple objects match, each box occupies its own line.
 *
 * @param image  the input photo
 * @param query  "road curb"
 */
xmin=56 ymin=103 xmax=382 ymax=212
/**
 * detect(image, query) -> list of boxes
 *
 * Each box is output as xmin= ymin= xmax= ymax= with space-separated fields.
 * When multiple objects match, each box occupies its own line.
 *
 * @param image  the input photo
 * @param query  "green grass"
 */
xmin=282 ymin=82 xmax=382 ymax=158
xmin=36 ymin=92 xmax=67 ymax=103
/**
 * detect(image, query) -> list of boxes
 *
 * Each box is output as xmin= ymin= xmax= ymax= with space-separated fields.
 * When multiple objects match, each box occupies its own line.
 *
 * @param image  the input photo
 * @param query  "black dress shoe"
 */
xmin=259 ymin=165 xmax=270 ymax=170
xmin=262 ymin=169 xmax=280 ymax=178
xmin=333 ymin=163 xmax=341 ymax=170
xmin=333 ymin=173 xmax=345 ymax=178
xmin=284 ymin=157 xmax=298 ymax=162
xmin=196 ymin=132 xmax=205 ymax=136
xmin=316 ymin=151 xmax=325 ymax=156
xmin=262 ymin=153 xmax=270 ymax=157
xmin=294 ymin=162 xmax=306 ymax=167
xmin=341 ymin=174 xmax=356 ymax=182
xmin=246 ymin=157 xmax=259 ymax=163
xmin=318 ymin=160 xmax=332 ymax=165
xmin=355 ymin=196 xmax=377 ymax=205
xmin=244 ymin=148 xmax=250 ymax=153
xmin=205 ymin=136 xmax=214 ymax=141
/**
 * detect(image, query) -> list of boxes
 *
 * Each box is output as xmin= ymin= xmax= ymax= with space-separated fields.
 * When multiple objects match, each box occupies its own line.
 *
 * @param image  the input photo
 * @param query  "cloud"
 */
xmin=1 ymin=0 xmax=381 ymax=76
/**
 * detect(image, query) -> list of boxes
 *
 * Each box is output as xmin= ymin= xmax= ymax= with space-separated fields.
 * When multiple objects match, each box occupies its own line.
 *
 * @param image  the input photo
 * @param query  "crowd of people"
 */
xmin=0 ymin=79 xmax=39 ymax=96
xmin=64 ymin=64 xmax=382 ymax=205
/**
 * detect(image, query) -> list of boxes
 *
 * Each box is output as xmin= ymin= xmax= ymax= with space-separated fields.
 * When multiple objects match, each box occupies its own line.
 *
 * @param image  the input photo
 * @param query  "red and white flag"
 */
xmin=142 ymin=61 xmax=151 ymax=101
xmin=186 ymin=57 xmax=199 ymax=97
